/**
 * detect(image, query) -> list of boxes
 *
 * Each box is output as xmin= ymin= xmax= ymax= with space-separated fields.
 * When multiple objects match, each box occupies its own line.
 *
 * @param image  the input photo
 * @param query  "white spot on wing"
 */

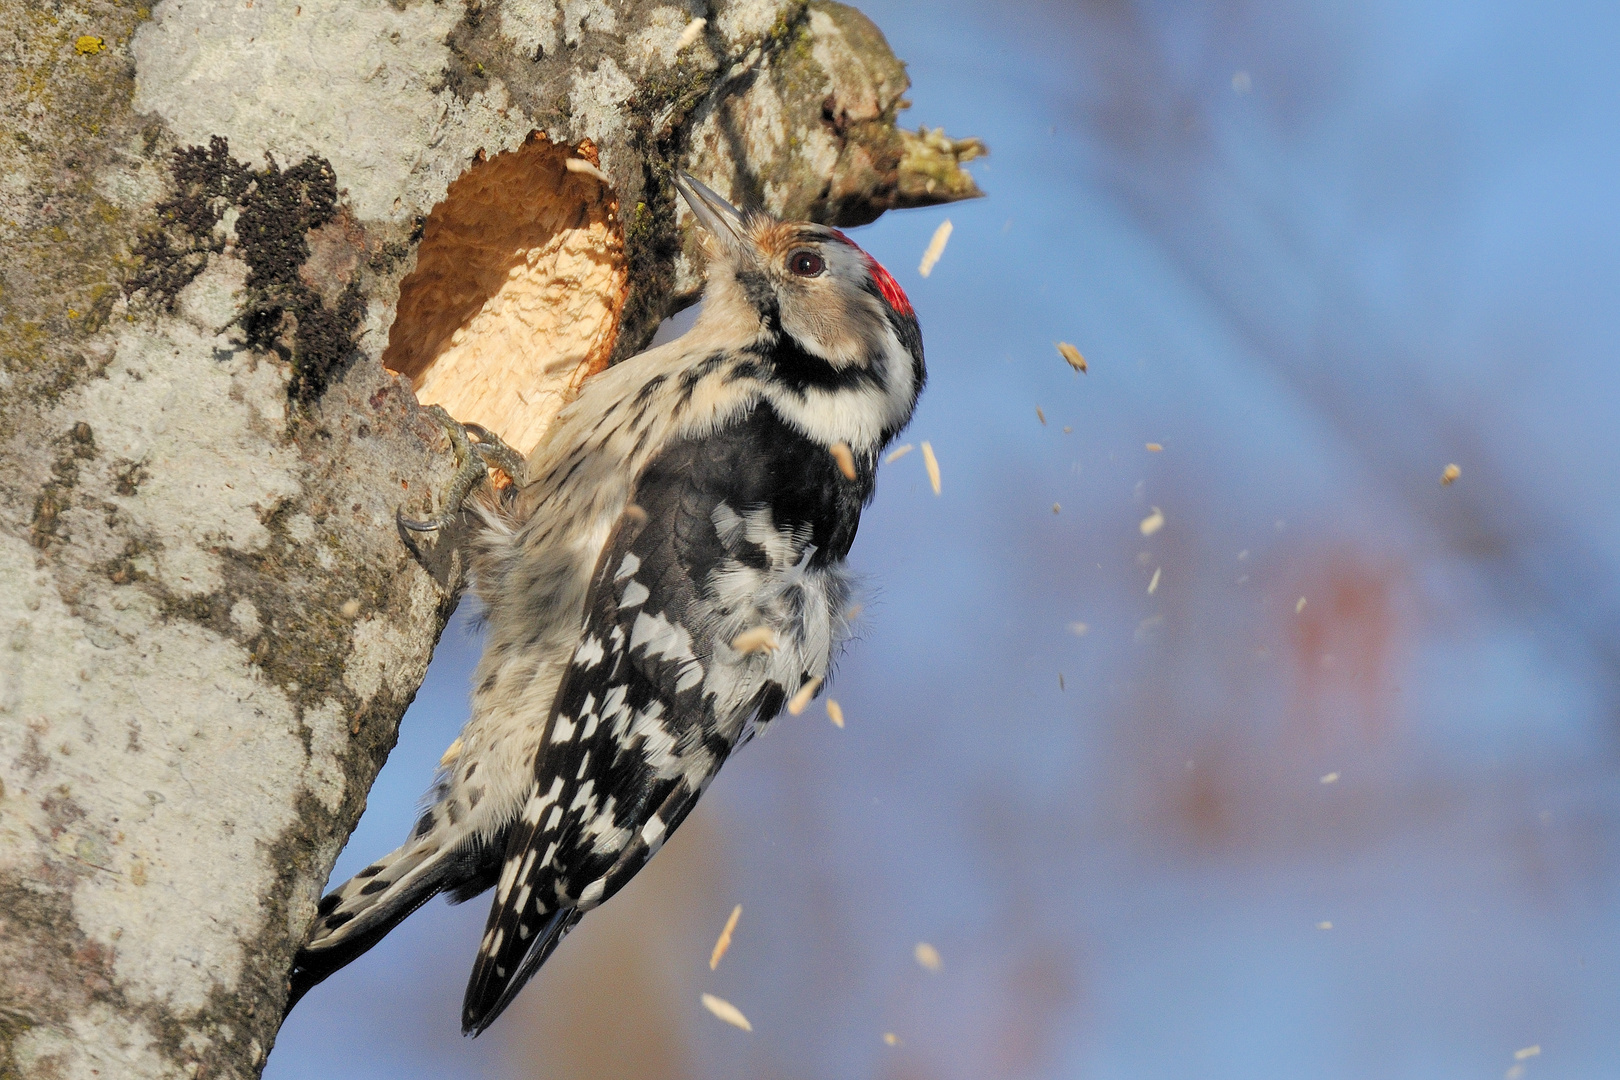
xmin=619 ymin=579 xmax=650 ymax=609
xmin=573 ymin=635 xmax=606 ymax=669
xmin=642 ymin=815 xmax=667 ymax=847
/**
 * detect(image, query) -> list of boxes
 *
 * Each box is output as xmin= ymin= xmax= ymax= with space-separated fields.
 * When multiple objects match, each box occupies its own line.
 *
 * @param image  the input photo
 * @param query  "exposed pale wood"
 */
xmin=385 ymin=136 xmax=627 ymax=456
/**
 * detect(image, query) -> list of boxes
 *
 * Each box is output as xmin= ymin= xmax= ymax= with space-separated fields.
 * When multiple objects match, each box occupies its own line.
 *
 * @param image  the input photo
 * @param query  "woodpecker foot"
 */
xmin=463 ymin=422 xmax=528 ymax=486
xmin=398 ymin=406 xmax=525 ymax=536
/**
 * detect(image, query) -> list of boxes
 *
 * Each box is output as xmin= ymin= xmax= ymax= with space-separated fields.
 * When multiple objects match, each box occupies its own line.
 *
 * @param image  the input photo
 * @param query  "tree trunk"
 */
xmin=0 ymin=0 xmax=980 ymax=1076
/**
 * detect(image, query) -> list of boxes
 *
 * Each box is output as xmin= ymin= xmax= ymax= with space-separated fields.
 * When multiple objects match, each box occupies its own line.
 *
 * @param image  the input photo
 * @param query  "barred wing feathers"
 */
xmin=461 ymin=401 xmax=868 ymax=1034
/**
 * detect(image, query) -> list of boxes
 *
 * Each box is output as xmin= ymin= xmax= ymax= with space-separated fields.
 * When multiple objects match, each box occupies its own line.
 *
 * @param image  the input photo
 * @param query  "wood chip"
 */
xmin=918 ymin=219 xmax=953 ymax=277
xmin=1139 ymin=507 xmax=1164 ymax=536
xmin=1052 ymin=503 xmax=1061 ymax=514
xmin=564 ymin=156 xmax=610 ymax=184
xmin=1441 ymin=462 xmax=1461 ymax=486
xmin=731 ymin=626 xmax=780 ymax=655
xmin=1068 ymin=621 xmax=1089 ymax=636
xmin=914 ymin=942 xmax=942 ymax=971
xmin=844 ymin=603 xmax=863 ymax=622
xmin=1146 ymin=442 xmax=1163 ymax=452
xmin=921 ymin=442 xmax=941 ymax=495
xmin=826 ymin=700 xmax=845 ymax=728
xmin=675 ymin=15 xmax=707 ymax=50
xmin=1058 ymin=672 xmax=1065 ymax=690
xmin=1036 ymin=406 xmax=1047 ymax=425
xmin=340 ymin=598 xmax=361 ymax=619
xmin=1515 ymin=1046 xmax=1541 ymax=1061
xmin=709 ymin=904 xmax=742 ymax=970
xmin=883 ymin=1032 xmax=901 ymax=1047
xmin=439 ymin=737 xmax=464 ymax=767
xmin=1320 ymin=771 xmax=1339 ymax=784
xmin=1147 ymin=567 xmax=1161 ymax=594
xmin=786 ymin=676 xmax=822 ymax=716
xmin=885 ymin=443 xmax=914 ymax=464
xmin=1056 ymin=341 xmax=1087 ymax=373
xmin=830 ymin=441 xmax=857 ymax=480
xmin=700 ymin=993 xmax=752 ymax=1031
xmin=1296 ymin=596 xmax=1307 ymax=614
xmin=1316 ymin=921 xmax=1333 ymax=931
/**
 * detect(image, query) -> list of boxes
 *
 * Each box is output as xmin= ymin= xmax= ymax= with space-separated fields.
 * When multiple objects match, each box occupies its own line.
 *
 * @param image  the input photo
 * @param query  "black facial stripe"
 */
xmin=733 ymin=269 xmax=779 ymax=322
xmin=752 ymin=332 xmax=885 ymax=395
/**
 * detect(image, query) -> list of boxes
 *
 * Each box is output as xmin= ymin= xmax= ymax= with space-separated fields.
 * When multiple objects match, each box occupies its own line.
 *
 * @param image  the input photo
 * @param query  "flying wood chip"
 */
xmin=1441 ymin=463 xmax=1461 ymax=485
xmin=786 ymin=676 xmax=823 ymax=716
xmin=885 ymin=443 xmax=914 ymax=464
xmin=1139 ymin=507 xmax=1164 ymax=536
xmin=918 ymin=219 xmax=953 ymax=277
xmin=675 ymin=15 xmax=707 ymax=50
xmin=1036 ymin=406 xmax=1047 ymax=425
xmin=731 ymin=626 xmax=780 ymax=655
xmin=709 ymin=904 xmax=742 ymax=970
xmin=1057 ymin=342 xmax=1087 ymax=373
xmin=700 ymin=993 xmax=752 ymax=1031
xmin=914 ymin=942 xmax=942 ymax=971
xmin=830 ymin=441 xmax=857 ymax=480
xmin=921 ymin=442 xmax=941 ymax=495
xmin=563 ymin=156 xmax=610 ymax=184
xmin=826 ymin=699 xmax=845 ymax=728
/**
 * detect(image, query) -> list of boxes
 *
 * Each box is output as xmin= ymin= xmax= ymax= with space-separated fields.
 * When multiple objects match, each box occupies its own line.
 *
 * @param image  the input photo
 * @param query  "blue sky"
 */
xmin=270 ymin=2 xmax=1620 ymax=1076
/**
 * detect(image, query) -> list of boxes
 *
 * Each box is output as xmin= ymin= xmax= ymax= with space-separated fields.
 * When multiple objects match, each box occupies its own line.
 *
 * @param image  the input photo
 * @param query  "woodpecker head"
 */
xmin=674 ymin=172 xmax=924 ymax=447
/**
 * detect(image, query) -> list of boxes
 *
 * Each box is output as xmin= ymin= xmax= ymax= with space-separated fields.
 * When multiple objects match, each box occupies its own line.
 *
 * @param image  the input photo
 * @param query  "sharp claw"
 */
xmin=463 ymin=423 xmax=527 ymax=481
xmin=398 ymin=513 xmax=445 ymax=533
xmin=401 ymin=406 xmax=500 ymax=528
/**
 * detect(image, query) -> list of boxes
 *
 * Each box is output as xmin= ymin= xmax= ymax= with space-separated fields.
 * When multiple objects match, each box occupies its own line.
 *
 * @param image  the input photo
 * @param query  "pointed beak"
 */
xmin=674 ymin=171 xmax=749 ymax=256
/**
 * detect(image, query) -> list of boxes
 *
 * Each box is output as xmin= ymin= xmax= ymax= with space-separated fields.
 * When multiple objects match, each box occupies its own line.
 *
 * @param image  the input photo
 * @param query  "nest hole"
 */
xmin=383 ymin=135 xmax=627 ymax=455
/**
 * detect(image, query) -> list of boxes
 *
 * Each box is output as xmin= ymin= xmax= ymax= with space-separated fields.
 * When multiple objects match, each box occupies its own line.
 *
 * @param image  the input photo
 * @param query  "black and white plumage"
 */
xmin=288 ymin=173 xmax=925 ymax=1035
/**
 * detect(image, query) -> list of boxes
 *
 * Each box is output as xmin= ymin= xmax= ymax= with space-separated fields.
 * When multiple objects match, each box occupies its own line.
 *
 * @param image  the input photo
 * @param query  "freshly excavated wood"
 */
xmin=0 ymin=1 xmax=984 ymax=1075
xmin=384 ymin=136 xmax=626 ymax=456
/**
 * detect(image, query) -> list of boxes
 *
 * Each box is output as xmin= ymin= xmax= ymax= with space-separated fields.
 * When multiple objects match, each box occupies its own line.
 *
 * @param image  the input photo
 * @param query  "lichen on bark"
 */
xmin=0 ymin=1 xmax=983 ymax=1076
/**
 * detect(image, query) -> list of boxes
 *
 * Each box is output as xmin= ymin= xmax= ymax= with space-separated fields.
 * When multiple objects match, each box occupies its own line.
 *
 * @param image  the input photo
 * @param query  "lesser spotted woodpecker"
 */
xmin=287 ymin=173 xmax=925 ymax=1035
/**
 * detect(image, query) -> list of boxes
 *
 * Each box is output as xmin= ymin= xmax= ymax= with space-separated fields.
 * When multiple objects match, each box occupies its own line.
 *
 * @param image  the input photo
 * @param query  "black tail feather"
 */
xmin=461 ymin=907 xmax=581 ymax=1036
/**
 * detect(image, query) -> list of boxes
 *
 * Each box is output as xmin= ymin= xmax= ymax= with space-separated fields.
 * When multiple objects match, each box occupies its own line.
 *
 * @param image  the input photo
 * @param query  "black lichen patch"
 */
xmin=127 ymin=139 xmax=365 ymax=406
xmin=127 ymin=136 xmax=249 ymax=309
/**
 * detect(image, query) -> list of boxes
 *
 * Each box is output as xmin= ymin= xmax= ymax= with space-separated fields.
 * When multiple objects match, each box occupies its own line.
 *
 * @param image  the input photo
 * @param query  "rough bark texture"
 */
xmin=0 ymin=1 xmax=981 ymax=1076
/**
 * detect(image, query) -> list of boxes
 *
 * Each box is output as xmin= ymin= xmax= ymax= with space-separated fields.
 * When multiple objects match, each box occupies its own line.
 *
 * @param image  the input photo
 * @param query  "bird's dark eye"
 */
xmin=788 ymin=250 xmax=825 ymax=277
